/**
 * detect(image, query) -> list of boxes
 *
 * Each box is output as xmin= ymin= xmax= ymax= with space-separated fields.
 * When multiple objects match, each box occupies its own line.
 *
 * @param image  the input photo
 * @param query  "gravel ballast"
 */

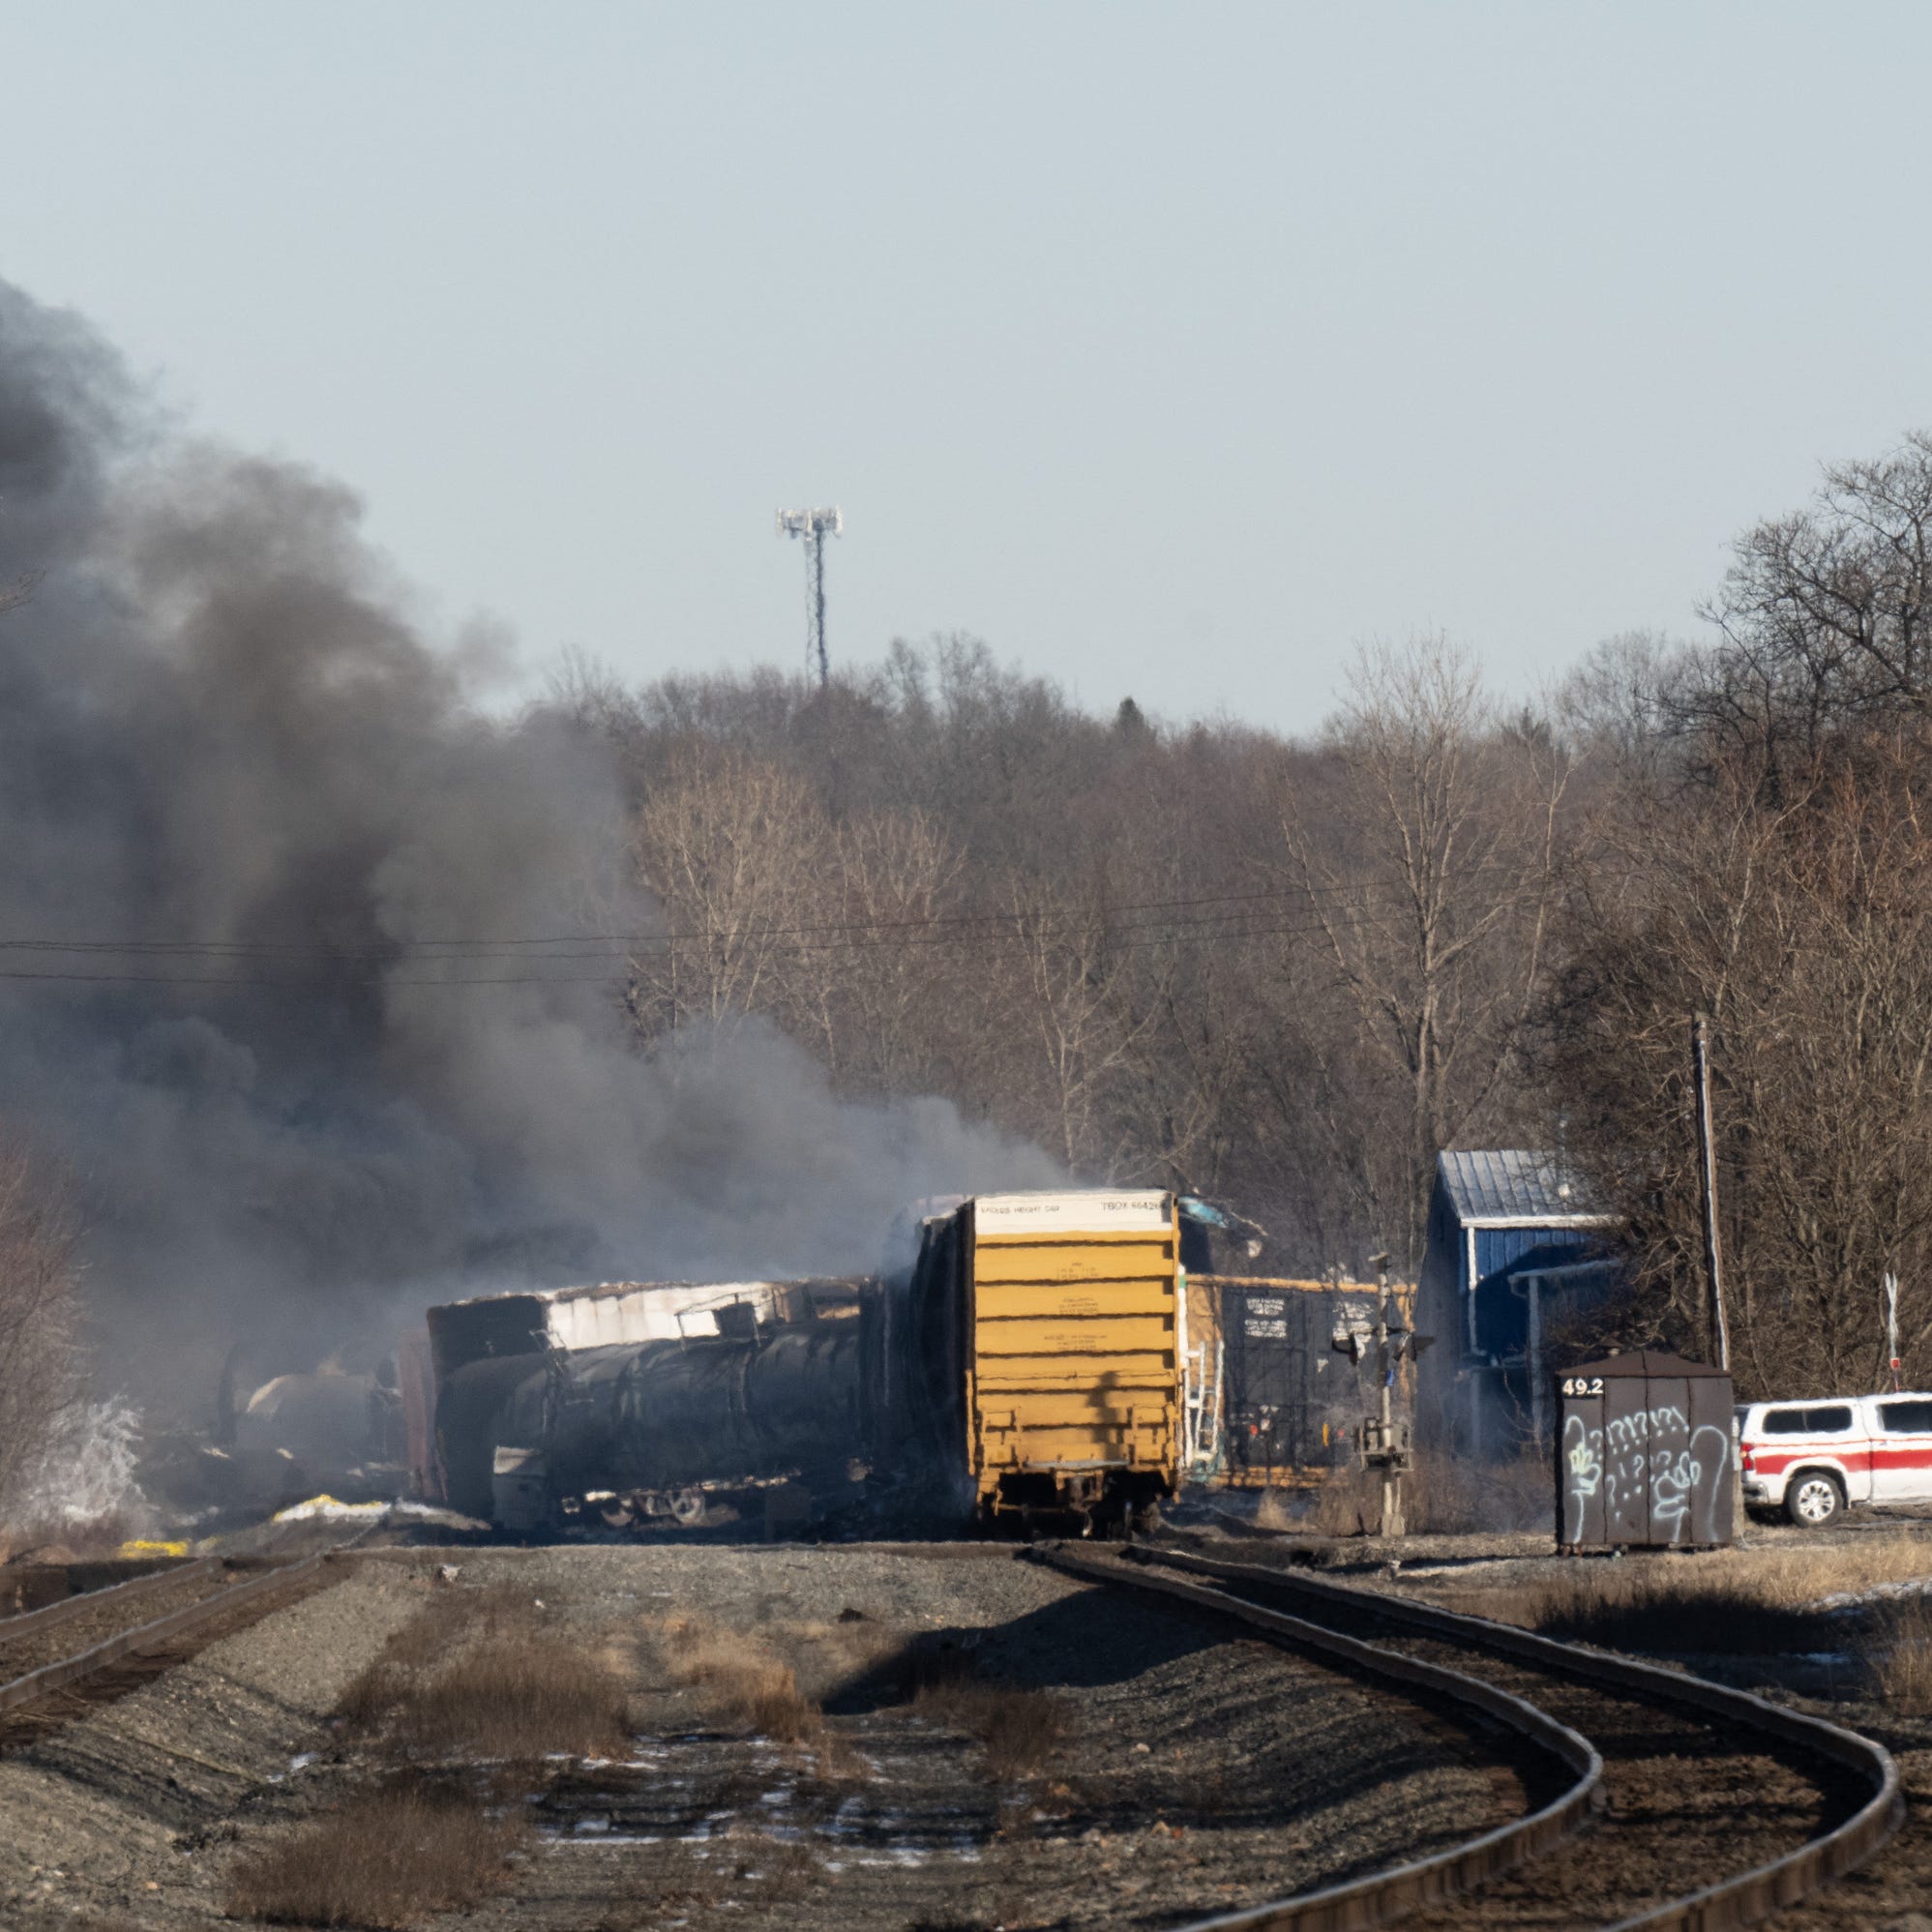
xmin=401 ymin=1543 xmax=1515 ymax=1931
xmin=0 ymin=1542 xmax=1524 ymax=1930
xmin=0 ymin=1560 xmax=432 ymax=1929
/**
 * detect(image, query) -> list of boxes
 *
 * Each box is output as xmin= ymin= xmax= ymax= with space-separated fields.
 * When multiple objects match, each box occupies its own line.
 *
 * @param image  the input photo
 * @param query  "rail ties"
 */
xmin=1037 ymin=1545 xmax=1604 ymax=1931
xmin=0 ymin=1554 xmax=223 ymax=1648
xmin=1104 ymin=1545 xmax=1901 ymax=1932
xmin=0 ymin=1537 xmax=366 ymax=1722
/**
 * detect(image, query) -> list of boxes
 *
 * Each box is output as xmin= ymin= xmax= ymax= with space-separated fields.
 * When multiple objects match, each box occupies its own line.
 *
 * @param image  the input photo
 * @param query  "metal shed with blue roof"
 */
xmin=1417 ymin=1150 xmax=1620 ymax=1457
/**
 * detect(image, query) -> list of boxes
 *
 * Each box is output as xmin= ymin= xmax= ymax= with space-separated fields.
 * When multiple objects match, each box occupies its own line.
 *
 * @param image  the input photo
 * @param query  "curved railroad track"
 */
xmin=1041 ymin=1542 xmax=1901 ymax=1932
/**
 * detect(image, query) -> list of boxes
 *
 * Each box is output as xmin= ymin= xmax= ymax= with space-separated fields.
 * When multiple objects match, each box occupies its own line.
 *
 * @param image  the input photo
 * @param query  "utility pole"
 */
xmin=775 ymin=507 xmax=843 ymax=689
xmin=1691 ymin=1012 xmax=1731 ymax=1371
xmin=1885 ymin=1272 xmax=1902 ymax=1392
xmin=1375 ymin=1262 xmax=1404 ymax=1538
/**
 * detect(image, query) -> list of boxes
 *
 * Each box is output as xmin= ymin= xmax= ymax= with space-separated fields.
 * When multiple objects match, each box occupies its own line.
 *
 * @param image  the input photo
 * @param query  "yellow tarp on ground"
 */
xmin=271 ymin=1494 xmax=390 ymax=1522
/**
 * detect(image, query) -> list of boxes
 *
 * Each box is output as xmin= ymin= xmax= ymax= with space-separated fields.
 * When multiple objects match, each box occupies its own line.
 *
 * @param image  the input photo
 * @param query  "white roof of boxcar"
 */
xmin=439 ymin=1279 xmax=791 ymax=1350
xmin=972 ymin=1190 xmax=1172 ymax=1234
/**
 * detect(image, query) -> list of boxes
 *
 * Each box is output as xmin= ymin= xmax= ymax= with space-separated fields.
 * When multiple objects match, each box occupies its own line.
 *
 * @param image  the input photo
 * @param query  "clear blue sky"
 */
xmin=4 ymin=2 xmax=1927 ymax=731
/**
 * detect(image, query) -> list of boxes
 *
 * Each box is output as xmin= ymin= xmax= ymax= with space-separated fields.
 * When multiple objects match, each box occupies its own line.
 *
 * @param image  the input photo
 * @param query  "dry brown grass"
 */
xmin=1251 ymin=1485 xmax=1295 ymax=1532
xmin=662 ymin=1617 xmax=826 ymax=1744
xmin=338 ymin=1580 xmax=631 ymax=1765
xmin=1406 ymin=1449 xmax=1550 ymax=1534
xmin=393 ymin=1633 xmax=631 ymax=1761
xmin=335 ymin=1591 xmax=471 ymax=1736
xmin=1287 ymin=1449 xmax=1551 ymax=1539
xmin=1452 ymin=1534 xmax=1932 ymax=1654
xmin=1858 ymin=1594 xmax=1932 ymax=1713
xmin=1310 ymin=1469 xmax=1379 ymax=1536
xmin=921 ymin=1680 xmax=1067 ymax=1779
xmin=911 ymin=1659 xmax=1069 ymax=1781
xmin=225 ymin=1782 xmax=529 ymax=1928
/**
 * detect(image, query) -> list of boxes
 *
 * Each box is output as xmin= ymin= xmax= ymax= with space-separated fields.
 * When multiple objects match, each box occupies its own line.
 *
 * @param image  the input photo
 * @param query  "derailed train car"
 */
xmin=424 ymin=1279 xmax=867 ymax=1531
xmin=413 ymin=1201 xmax=1415 ymax=1539
xmin=1179 ymin=1273 xmax=1403 ymax=1487
xmin=869 ymin=1190 xmax=1184 ymax=1534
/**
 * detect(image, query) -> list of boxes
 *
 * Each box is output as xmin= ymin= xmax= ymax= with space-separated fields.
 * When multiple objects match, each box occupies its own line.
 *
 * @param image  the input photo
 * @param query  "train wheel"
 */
xmin=670 ymin=1488 xmax=707 ymax=1528
xmin=598 ymin=1497 xmax=637 ymax=1530
xmin=1131 ymin=1501 xmax=1162 ymax=1537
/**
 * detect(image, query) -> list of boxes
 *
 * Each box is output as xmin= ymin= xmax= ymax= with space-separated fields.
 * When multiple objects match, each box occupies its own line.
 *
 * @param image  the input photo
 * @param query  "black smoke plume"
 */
xmin=0 ymin=282 xmax=1053 ymax=1410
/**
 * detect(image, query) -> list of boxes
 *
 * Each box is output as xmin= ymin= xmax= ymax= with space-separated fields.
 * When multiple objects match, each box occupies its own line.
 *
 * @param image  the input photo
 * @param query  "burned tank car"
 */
xmin=490 ymin=1317 xmax=864 ymax=1531
xmin=423 ymin=1277 xmax=868 ymax=1528
xmin=425 ymin=1285 xmax=870 ymax=1531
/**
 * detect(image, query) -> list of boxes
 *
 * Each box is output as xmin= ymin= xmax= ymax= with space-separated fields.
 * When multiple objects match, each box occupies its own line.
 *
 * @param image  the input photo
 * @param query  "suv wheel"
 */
xmin=1785 ymin=1471 xmax=1843 ymax=1528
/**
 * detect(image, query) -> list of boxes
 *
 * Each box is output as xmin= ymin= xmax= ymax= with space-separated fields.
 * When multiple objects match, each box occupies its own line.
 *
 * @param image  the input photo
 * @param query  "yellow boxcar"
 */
xmin=964 ymin=1190 xmax=1180 ymax=1532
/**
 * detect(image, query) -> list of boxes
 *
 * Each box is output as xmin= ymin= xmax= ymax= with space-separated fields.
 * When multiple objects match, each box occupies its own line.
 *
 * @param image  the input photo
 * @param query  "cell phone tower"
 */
xmin=775 ymin=506 xmax=844 ymax=689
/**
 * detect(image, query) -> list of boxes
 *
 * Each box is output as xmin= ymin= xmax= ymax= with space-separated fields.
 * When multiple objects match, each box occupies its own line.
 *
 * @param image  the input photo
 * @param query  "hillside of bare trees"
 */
xmin=558 ymin=635 xmax=1564 ymax=1288
xmin=563 ymin=430 xmax=1932 ymax=1398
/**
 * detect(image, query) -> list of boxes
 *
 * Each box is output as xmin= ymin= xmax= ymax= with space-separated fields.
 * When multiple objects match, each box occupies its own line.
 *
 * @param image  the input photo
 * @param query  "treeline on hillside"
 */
xmin=565 ymin=429 xmax=1932 ymax=1400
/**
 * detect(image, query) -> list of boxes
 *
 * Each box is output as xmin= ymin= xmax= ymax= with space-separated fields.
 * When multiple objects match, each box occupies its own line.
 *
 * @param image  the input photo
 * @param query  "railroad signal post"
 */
xmin=1336 ymin=1251 xmax=1431 ymax=1537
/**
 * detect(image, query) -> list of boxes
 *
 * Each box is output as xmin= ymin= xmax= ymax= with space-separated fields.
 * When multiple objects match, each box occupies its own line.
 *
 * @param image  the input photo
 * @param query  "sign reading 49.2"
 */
xmin=1560 ymin=1376 xmax=1606 ymax=1397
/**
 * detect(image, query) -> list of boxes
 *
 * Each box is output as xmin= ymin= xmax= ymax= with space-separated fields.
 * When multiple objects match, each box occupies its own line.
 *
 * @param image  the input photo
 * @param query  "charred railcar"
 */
xmin=425 ymin=1279 xmax=868 ymax=1531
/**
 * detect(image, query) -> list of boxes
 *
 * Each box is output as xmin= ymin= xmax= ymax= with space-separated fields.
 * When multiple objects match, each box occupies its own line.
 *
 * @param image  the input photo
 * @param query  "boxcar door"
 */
xmin=1229 ymin=1289 xmax=1289 ymax=1479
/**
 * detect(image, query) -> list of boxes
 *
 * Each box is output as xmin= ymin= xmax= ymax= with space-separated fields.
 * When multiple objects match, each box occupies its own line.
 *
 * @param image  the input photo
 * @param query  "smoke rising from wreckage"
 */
xmin=0 ymin=278 xmax=1055 ymax=1445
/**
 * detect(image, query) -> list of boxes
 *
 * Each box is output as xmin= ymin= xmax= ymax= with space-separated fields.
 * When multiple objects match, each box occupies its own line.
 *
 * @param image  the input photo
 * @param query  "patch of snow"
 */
xmin=1818 ymin=1577 xmax=1932 ymax=1612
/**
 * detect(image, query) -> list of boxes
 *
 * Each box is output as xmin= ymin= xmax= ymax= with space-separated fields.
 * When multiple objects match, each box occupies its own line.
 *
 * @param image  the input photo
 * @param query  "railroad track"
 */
xmin=1041 ymin=1543 xmax=1902 ymax=1932
xmin=0 ymin=1538 xmax=365 ymax=1724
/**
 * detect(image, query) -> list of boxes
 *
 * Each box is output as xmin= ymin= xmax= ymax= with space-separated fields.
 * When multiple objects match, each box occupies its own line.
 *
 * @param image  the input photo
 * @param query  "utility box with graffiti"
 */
xmin=1557 ymin=1350 xmax=1735 ymax=1551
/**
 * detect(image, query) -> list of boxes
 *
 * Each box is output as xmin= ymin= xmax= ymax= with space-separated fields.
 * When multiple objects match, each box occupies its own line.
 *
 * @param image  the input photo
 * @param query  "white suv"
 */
xmin=1738 ymin=1393 xmax=1932 ymax=1526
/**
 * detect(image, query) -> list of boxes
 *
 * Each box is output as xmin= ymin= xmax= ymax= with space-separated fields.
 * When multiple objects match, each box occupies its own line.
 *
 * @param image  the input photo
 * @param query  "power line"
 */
xmin=0 ymin=872 xmax=1471 ymax=966
xmin=0 ymin=899 xmax=1470 ymax=993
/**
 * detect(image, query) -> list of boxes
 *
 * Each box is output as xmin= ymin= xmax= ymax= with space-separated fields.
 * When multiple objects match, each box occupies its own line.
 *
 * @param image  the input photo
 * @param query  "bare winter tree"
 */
xmin=1547 ymin=734 xmax=1932 ymax=1395
xmin=1674 ymin=431 xmax=1932 ymax=788
xmin=626 ymin=745 xmax=833 ymax=1037
xmin=1275 ymin=639 xmax=1572 ymax=1269
xmin=791 ymin=807 xmax=964 ymax=1096
xmin=0 ymin=1128 xmax=82 ymax=1526
xmin=995 ymin=879 xmax=1156 ymax=1175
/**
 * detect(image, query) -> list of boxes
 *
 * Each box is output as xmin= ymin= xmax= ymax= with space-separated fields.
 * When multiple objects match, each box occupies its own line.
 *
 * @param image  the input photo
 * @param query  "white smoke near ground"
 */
xmin=10 ymin=1396 xmax=147 ymax=1533
xmin=0 ymin=280 xmax=1058 ymax=1417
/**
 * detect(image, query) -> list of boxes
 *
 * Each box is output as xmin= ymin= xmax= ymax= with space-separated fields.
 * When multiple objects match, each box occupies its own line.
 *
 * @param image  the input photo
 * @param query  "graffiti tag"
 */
xmin=1562 ymin=1401 xmax=1729 ymax=1545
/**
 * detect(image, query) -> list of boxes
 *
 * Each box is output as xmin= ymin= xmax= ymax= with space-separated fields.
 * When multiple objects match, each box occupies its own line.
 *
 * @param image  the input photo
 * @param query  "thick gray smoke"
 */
xmin=0 ymin=282 xmax=1055 ymax=1408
